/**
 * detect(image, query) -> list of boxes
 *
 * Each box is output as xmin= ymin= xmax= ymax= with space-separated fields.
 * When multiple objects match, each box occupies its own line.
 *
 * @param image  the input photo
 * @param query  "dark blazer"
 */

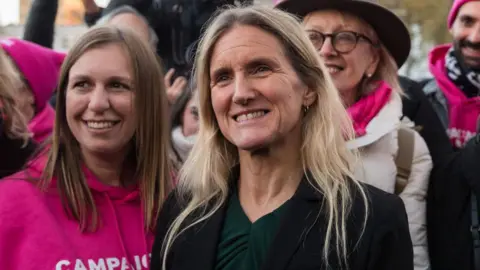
xmin=399 ymin=76 xmax=478 ymax=269
xmin=150 ymin=174 xmax=414 ymax=270
xmin=399 ymin=75 xmax=454 ymax=164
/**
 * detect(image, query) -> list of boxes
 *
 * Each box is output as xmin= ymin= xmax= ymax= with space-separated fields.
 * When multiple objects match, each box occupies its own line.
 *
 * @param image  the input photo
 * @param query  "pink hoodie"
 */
xmin=0 ymin=38 xmax=65 ymax=143
xmin=0 ymin=155 xmax=154 ymax=270
xmin=28 ymin=104 xmax=55 ymax=143
xmin=429 ymin=44 xmax=480 ymax=147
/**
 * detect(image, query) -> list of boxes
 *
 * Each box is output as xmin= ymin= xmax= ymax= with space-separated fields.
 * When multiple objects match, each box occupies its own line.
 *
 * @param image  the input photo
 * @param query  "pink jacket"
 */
xmin=28 ymin=104 xmax=55 ymax=143
xmin=0 ymin=155 xmax=154 ymax=270
xmin=428 ymin=44 xmax=480 ymax=147
xmin=1 ymin=38 xmax=64 ymax=144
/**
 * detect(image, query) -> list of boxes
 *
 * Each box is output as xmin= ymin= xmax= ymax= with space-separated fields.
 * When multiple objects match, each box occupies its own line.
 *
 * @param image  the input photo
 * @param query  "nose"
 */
xmin=88 ymin=85 xmax=110 ymax=112
xmin=318 ymin=37 xmax=337 ymax=58
xmin=232 ymin=75 xmax=256 ymax=105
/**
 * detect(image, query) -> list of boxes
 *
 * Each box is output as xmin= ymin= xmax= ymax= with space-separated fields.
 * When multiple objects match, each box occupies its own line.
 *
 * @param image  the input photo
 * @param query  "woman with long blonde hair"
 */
xmin=0 ymin=38 xmax=65 ymax=143
xmin=0 ymin=26 xmax=171 ymax=269
xmin=151 ymin=6 xmax=412 ymax=270
xmin=0 ymin=48 xmax=35 ymax=178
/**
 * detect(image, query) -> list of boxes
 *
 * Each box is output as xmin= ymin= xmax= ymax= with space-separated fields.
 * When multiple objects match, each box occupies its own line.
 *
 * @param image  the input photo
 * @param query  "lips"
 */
xmin=461 ymin=49 xmax=480 ymax=68
xmin=463 ymin=47 xmax=480 ymax=58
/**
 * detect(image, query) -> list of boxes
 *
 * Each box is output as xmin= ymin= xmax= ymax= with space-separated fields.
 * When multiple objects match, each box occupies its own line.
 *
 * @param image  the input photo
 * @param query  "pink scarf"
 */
xmin=347 ymin=81 xmax=392 ymax=137
xmin=28 ymin=104 xmax=55 ymax=143
xmin=429 ymin=44 xmax=480 ymax=148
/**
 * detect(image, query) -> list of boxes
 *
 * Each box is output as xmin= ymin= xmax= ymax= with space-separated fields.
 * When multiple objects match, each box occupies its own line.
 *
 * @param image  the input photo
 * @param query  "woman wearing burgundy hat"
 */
xmin=276 ymin=0 xmax=432 ymax=269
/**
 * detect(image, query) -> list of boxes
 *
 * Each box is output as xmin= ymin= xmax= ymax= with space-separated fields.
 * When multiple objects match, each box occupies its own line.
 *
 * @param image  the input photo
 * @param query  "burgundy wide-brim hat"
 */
xmin=275 ymin=0 xmax=411 ymax=69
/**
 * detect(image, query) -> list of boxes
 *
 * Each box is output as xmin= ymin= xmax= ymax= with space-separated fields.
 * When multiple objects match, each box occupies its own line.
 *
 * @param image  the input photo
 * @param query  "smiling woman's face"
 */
xmin=66 ymin=43 xmax=137 ymax=156
xmin=209 ymin=25 xmax=313 ymax=151
xmin=304 ymin=10 xmax=379 ymax=106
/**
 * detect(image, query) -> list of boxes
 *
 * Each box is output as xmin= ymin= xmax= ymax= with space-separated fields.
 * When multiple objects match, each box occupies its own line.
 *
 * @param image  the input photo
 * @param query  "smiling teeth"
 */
xmin=327 ymin=67 xmax=341 ymax=74
xmin=236 ymin=111 xmax=265 ymax=122
xmin=87 ymin=121 xmax=115 ymax=129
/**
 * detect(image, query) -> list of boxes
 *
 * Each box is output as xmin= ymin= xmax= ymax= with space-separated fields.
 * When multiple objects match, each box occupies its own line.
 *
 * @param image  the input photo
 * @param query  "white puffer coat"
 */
xmin=347 ymin=92 xmax=433 ymax=270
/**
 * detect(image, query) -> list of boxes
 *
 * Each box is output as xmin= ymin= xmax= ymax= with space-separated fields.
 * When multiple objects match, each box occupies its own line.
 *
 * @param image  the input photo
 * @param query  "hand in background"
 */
xmin=164 ymin=68 xmax=187 ymax=105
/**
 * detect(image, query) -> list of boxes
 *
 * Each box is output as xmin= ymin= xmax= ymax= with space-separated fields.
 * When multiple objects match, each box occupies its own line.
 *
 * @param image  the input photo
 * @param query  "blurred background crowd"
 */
xmin=0 ymin=0 xmax=455 ymax=79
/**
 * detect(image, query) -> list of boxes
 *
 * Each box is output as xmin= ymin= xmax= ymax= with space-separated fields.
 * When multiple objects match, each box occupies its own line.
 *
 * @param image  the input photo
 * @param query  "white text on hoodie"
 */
xmin=55 ymin=253 xmax=151 ymax=270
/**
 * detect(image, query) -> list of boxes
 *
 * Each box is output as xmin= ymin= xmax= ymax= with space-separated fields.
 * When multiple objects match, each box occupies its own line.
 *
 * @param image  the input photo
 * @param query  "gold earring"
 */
xmin=304 ymin=105 xmax=310 ymax=113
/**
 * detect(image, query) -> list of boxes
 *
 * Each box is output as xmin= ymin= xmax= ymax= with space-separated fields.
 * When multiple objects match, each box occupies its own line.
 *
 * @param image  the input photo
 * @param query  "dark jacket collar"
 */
xmin=176 ymin=167 xmax=325 ymax=270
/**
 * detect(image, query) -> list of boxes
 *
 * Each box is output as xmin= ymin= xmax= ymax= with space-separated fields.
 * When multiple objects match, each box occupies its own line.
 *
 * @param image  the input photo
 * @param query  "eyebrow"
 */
xmin=245 ymin=57 xmax=279 ymax=70
xmin=305 ymin=21 xmax=358 ymax=32
xmin=458 ymin=14 xmax=478 ymax=21
xmin=107 ymin=76 xmax=132 ymax=83
xmin=69 ymin=74 xmax=90 ymax=82
xmin=69 ymin=74 xmax=132 ymax=83
xmin=211 ymin=56 xmax=279 ymax=78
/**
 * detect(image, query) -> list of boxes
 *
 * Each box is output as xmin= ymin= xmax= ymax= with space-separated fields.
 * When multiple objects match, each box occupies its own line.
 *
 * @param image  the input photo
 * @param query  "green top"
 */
xmin=215 ymin=191 xmax=291 ymax=270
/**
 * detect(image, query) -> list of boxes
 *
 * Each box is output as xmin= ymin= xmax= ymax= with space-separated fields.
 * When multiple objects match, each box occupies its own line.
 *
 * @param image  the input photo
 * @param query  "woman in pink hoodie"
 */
xmin=0 ymin=48 xmax=36 ymax=178
xmin=0 ymin=38 xmax=65 ymax=143
xmin=0 ymin=26 xmax=172 ymax=270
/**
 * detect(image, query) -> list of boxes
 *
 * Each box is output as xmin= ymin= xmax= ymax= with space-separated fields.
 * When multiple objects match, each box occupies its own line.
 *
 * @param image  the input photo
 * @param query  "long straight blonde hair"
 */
xmin=39 ymin=26 xmax=172 ymax=232
xmin=162 ymin=6 xmax=368 ymax=269
xmin=0 ymin=48 xmax=31 ymax=144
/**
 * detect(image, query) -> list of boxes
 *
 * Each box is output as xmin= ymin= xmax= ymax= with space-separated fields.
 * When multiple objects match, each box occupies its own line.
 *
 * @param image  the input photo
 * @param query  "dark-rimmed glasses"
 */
xmin=306 ymin=30 xmax=379 ymax=54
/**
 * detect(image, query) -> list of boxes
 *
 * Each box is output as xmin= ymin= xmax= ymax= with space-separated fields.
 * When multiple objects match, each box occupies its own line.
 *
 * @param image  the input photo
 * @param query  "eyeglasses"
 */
xmin=306 ymin=30 xmax=378 ymax=54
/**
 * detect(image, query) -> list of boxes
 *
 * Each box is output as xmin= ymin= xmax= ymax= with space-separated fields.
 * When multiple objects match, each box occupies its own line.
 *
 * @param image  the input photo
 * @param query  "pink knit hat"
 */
xmin=0 ymin=38 xmax=66 ymax=112
xmin=448 ymin=0 xmax=478 ymax=28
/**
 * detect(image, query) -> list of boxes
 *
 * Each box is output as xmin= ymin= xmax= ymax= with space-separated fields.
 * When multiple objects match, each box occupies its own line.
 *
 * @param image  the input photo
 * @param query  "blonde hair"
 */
xmin=364 ymin=44 xmax=403 ymax=96
xmin=39 ymin=26 xmax=172 ymax=232
xmin=162 ymin=6 xmax=368 ymax=269
xmin=0 ymin=48 xmax=31 ymax=144
xmin=349 ymin=11 xmax=404 ymax=97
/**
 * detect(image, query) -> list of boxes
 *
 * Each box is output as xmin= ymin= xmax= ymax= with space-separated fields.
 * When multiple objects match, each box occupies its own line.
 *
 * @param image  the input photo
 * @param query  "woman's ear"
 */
xmin=365 ymin=49 xmax=380 ymax=77
xmin=303 ymin=87 xmax=317 ymax=108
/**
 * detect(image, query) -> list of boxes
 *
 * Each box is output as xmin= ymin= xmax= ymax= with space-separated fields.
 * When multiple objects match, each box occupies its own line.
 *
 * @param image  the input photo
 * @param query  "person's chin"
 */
xmin=461 ymin=49 xmax=480 ymax=69
xmin=464 ymin=58 xmax=480 ymax=70
xmin=234 ymin=137 xmax=271 ymax=153
xmin=82 ymin=142 xmax=121 ymax=156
